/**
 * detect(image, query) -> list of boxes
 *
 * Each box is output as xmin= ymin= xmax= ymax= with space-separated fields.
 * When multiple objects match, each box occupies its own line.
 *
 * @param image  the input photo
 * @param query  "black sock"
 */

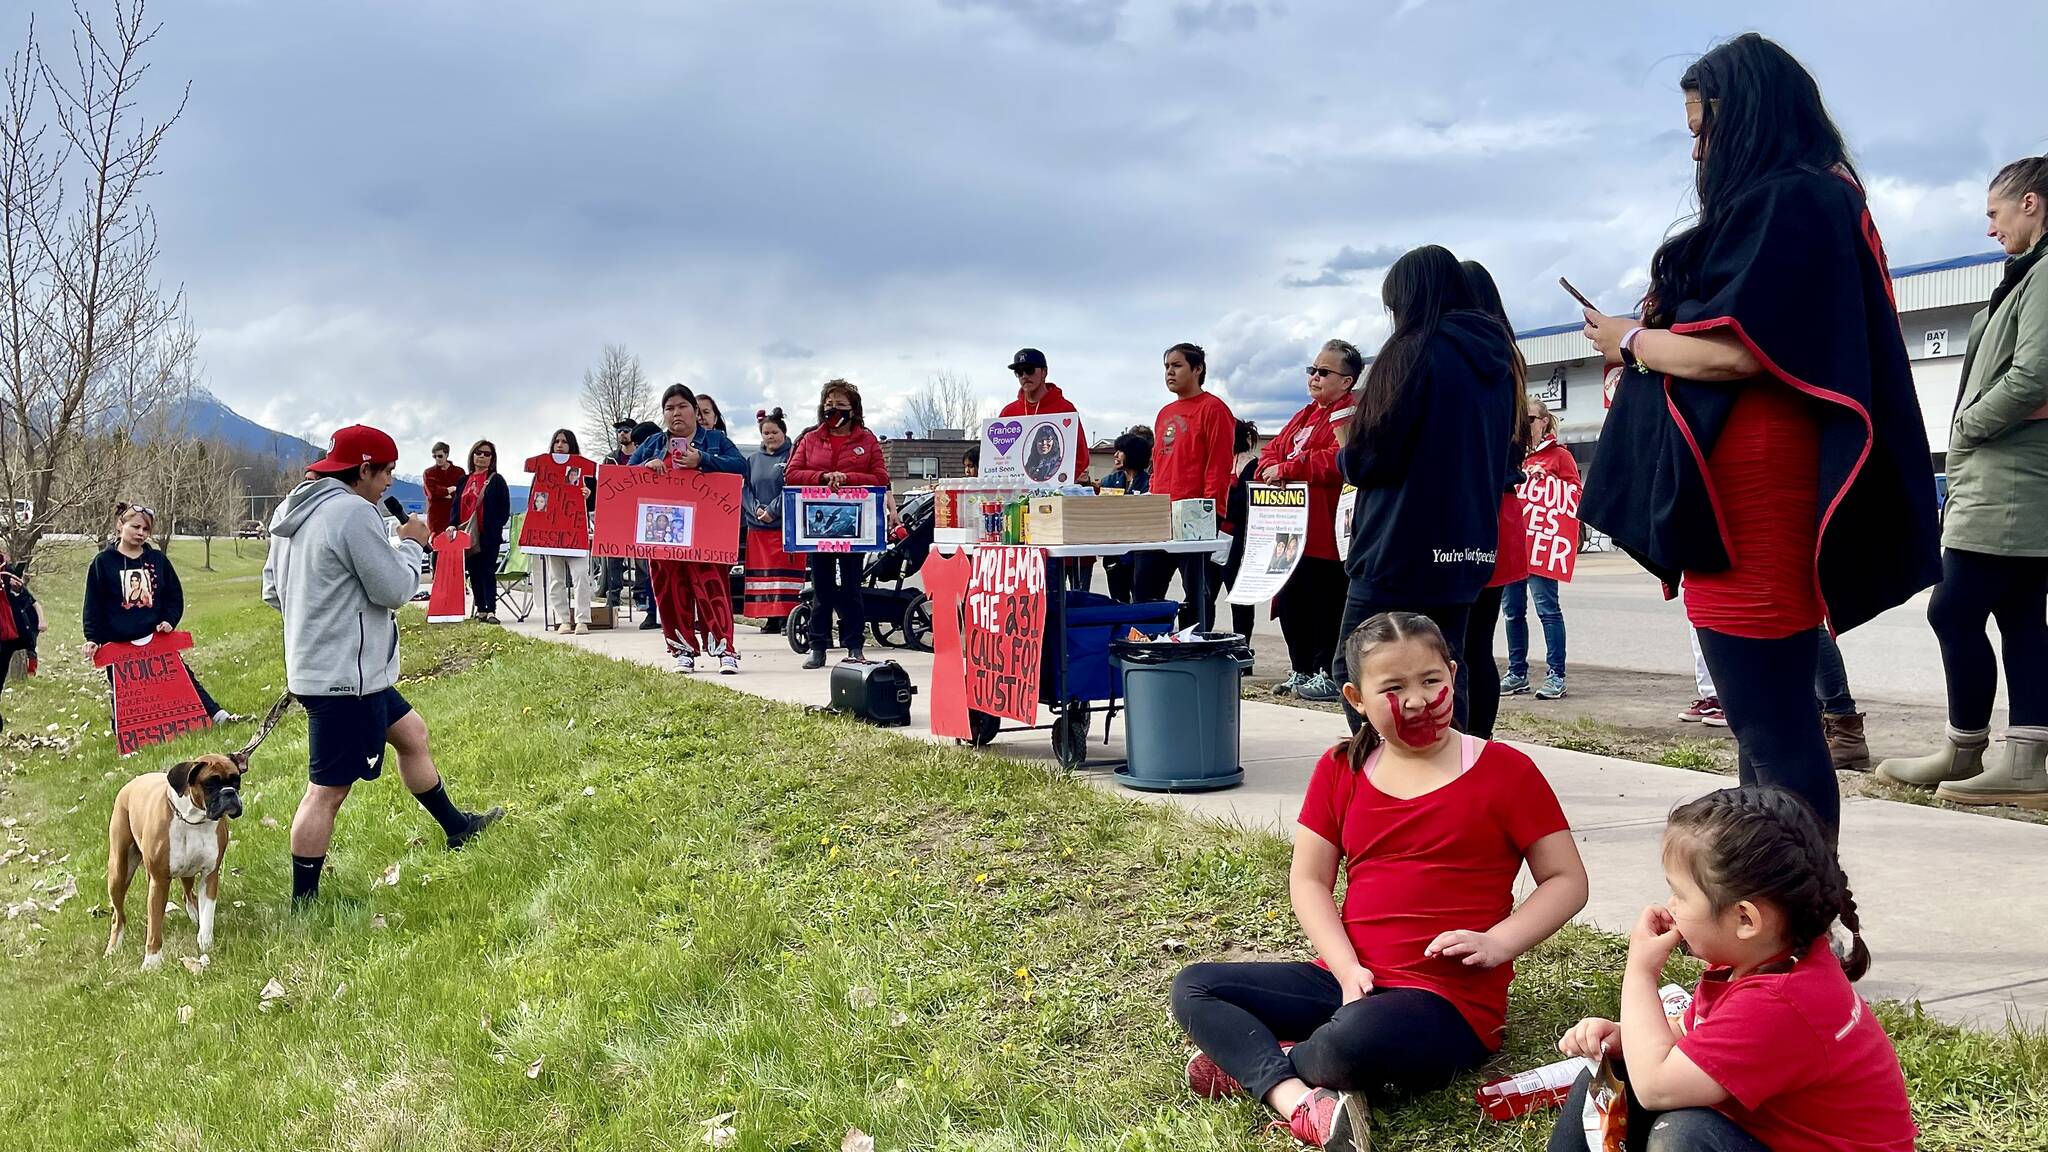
xmin=291 ymin=854 xmax=325 ymax=901
xmin=411 ymin=779 xmax=468 ymax=838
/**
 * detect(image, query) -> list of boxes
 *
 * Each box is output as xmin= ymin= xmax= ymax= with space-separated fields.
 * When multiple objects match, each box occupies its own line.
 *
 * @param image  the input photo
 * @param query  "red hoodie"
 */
xmin=787 ymin=424 xmax=889 ymax=487
xmin=1258 ymin=397 xmax=1344 ymax=560
xmin=998 ymin=381 xmax=1090 ymax=475
xmin=1151 ymin=391 xmax=1237 ymax=522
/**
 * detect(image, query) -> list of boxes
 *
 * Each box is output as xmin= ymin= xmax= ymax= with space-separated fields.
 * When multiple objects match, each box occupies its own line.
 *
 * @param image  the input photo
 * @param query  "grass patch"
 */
xmin=2 ymin=547 xmax=2044 ymax=1149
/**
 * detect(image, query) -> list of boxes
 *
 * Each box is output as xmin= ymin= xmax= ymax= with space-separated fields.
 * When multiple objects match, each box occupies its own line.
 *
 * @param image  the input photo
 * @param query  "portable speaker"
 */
xmin=829 ymin=659 xmax=918 ymax=727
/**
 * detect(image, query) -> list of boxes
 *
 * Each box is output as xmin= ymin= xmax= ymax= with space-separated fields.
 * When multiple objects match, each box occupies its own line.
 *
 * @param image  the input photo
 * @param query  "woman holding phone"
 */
xmin=1577 ymin=34 xmax=1939 ymax=839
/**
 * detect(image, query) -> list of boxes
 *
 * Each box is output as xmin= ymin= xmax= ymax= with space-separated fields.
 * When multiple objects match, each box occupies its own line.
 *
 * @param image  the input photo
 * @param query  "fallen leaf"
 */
xmin=1160 ymin=937 xmax=1187 ymax=953
xmin=233 ymin=900 xmax=245 ymax=909
xmin=259 ymin=816 xmax=278 ymax=828
xmin=582 ymin=786 xmax=596 ymax=797
xmin=257 ymin=978 xmax=286 ymax=1011
xmin=699 ymin=1113 xmax=738 ymax=1148
xmin=565 ymin=718 xmax=576 ymax=730
xmin=177 ymin=1005 xmax=194 ymax=1025
xmin=847 ymin=986 xmax=877 ymax=1011
xmin=46 ymin=875 xmax=77 ymax=909
xmin=378 ymin=861 xmax=401 ymax=887
xmin=889 ymin=1009 xmax=909 ymax=1027
xmin=371 ymin=914 xmax=388 ymax=930
xmin=331 ymin=982 xmax=348 ymax=1001
xmin=1 ymin=817 xmax=16 ymax=827
xmin=180 ymin=955 xmax=209 ymax=975
xmin=842 ymin=1129 xmax=875 ymax=1152
xmin=526 ymin=1056 xmax=544 ymax=1080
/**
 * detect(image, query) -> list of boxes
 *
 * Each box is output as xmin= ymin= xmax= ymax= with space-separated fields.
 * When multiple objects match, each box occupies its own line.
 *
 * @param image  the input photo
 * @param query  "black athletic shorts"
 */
xmin=296 ymin=687 xmax=413 ymax=787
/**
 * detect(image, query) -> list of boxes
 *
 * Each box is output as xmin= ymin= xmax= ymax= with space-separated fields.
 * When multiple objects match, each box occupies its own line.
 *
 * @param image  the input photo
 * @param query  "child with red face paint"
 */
xmin=1171 ymin=612 xmax=1588 ymax=1151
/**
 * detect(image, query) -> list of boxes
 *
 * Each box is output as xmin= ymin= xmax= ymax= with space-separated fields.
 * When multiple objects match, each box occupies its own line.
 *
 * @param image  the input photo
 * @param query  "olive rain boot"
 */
xmin=1937 ymin=727 xmax=2048 ymax=810
xmin=1874 ymin=725 xmax=1989 ymax=788
xmin=1822 ymin=712 xmax=1870 ymax=772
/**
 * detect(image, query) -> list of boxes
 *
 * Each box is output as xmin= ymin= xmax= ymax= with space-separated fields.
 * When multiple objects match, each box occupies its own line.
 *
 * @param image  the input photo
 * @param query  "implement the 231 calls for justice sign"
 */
xmin=520 ymin=451 xmax=598 ymax=555
xmin=1227 ymin=484 xmax=1311 ymax=605
xmin=93 ymin=631 xmax=211 ymax=756
xmin=979 ymin=414 xmax=1080 ymax=485
xmin=781 ymin=486 xmax=891 ymax=553
xmin=964 ymin=545 xmax=1048 ymax=724
xmin=591 ymin=464 xmax=743 ymax=565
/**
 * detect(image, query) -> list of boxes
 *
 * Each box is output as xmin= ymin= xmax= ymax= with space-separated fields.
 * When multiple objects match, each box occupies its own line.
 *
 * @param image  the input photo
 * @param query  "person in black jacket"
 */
xmin=82 ymin=505 xmax=245 ymax=724
xmin=0 ymin=550 xmax=45 ymax=735
xmin=1333 ymin=245 xmax=1516 ymax=734
xmin=457 ymin=440 xmax=512 ymax=624
xmin=1218 ymin=418 xmax=1260 ymax=643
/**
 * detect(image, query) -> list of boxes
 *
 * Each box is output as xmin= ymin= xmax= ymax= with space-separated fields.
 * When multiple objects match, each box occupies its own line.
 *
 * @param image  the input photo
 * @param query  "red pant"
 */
xmin=650 ymin=560 xmax=735 ymax=657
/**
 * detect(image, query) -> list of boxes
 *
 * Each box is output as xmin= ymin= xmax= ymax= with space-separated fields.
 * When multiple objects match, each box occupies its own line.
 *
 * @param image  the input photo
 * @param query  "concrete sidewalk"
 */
xmin=497 ymin=610 xmax=2048 ymax=1030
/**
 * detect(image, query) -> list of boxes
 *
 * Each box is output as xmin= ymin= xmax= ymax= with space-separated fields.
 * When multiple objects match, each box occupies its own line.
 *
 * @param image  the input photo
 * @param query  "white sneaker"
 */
xmin=671 ymin=652 xmax=696 ymax=674
xmin=718 ymin=653 xmax=740 ymax=675
xmin=574 ymin=622 xmax=590 ymax=635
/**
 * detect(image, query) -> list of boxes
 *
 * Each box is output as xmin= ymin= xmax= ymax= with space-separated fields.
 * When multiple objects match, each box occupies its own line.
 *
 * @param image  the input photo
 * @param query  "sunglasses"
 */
xmin=123 ymin=505 xmax=157 ymax=520
xmin=1305 ymin=366 xmax=1349 ymax=380
xmin=1010 ymin=366 xmax=1034 ymax=376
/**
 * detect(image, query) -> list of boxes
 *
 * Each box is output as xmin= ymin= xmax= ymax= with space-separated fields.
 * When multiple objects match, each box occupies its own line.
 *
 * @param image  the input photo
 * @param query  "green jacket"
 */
xmin=1944 ymin=240 xmax=2048 ymax=557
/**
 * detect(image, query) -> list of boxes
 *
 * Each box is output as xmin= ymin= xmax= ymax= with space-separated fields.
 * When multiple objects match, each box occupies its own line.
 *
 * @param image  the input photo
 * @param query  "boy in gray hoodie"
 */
xmin=263 ymin=424 xmax=502 ymax=903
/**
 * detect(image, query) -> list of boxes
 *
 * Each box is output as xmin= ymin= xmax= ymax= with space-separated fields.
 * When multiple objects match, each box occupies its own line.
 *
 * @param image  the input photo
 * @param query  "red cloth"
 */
xmin=427 ymin=529 xmax=471 ymax=622
xmin=458 ymin=472 xmax=489 ymax=526
xmin=1677 ymin=938 xmax=1916 ymax=1152
xmin=423 ymin=462 xmax=465 ymax=534
xmin=1258 ymin=397 xmax=1345 ymax=560
xmin=650 ymin=559 xmax=735 ymax=657
xmin=787 ymin=427 xmax=889 ymax=487
xmin=999 ymin=382 xmax=1090 ymax=475
xmin=520 ymin=452 xmax=598 ymax=553
xmin=1151 ymin=391 xmax=1237 ymax=519
xmin=743 ymin=529 xmax=803 ymax=619
xmin=1486 ymin=493 xmax=1530 ymax=588
xmin=1297 ymin=741 xmax=1568 ymax=1049
xmin=1683 ymin=387 xmax=1824 ymax=638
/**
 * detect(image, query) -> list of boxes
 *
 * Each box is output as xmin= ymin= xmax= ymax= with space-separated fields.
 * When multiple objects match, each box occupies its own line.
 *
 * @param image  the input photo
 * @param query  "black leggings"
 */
xmin=1276 ymin=556 xmax=1347 ymax=676
xmin=1928 ymin=547 xmax=2048 ymax=729
xmin=1465 ymin=586 xmax=1504 ymax=739
xmin=1171 ymin=961 xmax=1489 ymax=1102
xmin=1332 ymin=591 xmax=1472 ymax=735
xmin=808 ymin=553 xmax=865 ymax=651
xmin=467 ymin=548 xmax=499 ymax=614
xmin=1693 ymin=627 xmax=1835 ymax=835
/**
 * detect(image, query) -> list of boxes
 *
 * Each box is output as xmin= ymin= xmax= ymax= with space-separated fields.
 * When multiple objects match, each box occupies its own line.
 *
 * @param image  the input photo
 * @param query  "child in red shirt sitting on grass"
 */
xmin=1551 ymin=786 xmax=1915 ymax=1152
xmin=1171 ymin=611 xmax=1589 ymax=1151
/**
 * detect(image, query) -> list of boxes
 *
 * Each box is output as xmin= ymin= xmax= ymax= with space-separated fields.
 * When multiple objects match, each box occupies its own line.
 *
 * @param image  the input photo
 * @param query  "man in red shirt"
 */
xmin=1002 ymin=348 xmax=1094 ymax=591
xmin=422 ymin=442 xmax=465 ymax=535
xmin=1134 ymin=342 xmax=1236 ymax=629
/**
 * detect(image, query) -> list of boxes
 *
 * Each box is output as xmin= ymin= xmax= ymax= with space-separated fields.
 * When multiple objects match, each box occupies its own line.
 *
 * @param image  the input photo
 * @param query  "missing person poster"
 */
xmin=1333 ymin=485 xmax=1357 ymax=563
xmin=1518 ymin=469 xmax=1582 ymax=581
xmin=964 ymin=545 xmax=1048 ymax=724
xmin=1227 ymin=484 xmax=1311 ymax=605
xmin=591 ymin=464 xmax=743 ymax=564
xmin=93 ymin=631 xmax=212 ymax=756
xmin=979 ymin=415 xmax=1080 ymax=486
xmin=781 ymin=486 xmax=891 ymax=553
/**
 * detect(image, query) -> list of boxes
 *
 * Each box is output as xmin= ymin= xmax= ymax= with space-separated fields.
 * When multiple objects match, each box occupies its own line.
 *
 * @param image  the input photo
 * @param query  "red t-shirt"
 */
xmin=1296 ymin=739 xmax=1569 ymax=1049
xmin=1684 ymin=386 xmax=1824 ymax=638
xmin=423 ymin=462 xmax=466 ymax=534
xmin=1152 ymin=391 xmax=1237 ymax=513
xmin=520 ymin=452 xmax=597 ymax=554
xmin=999 ymin=381 xmax=1090 ymax=475
xmin=1678 ymin=939 xmax=1916 ymax=1152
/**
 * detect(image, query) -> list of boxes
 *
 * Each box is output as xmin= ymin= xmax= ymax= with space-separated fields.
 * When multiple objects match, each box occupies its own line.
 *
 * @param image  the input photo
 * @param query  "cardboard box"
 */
xmin=1172 ymin=498 xmax=1217 ymax=540
xmin=588 ymin=604 xmax=615 ymax=629
xmin=1025 ymin=493 xmax=1171 ymax=545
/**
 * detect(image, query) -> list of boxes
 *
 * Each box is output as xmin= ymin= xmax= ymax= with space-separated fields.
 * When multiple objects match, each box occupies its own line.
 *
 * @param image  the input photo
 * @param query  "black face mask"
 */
xmin=825 ymin=409 xmax=850 ymax=427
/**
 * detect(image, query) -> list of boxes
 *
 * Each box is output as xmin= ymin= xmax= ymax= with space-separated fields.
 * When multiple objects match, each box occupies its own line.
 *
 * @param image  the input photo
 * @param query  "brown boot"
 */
xmin=1822 ymin=712 xmax=1869 ymax=772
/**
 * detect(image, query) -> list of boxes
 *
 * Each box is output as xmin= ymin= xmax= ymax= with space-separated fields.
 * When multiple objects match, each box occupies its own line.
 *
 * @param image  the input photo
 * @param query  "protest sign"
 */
xmin=979 ymin=414 xmax=1080 ymax=486
xmin=93 ymin=631 xmax=211 ymax=756
xmin=520 ymin=452 xmax=598 ymax=555
xmin=1518 ymin=468 xmax=1582 ymax=581
xmin=963 ymin=545 xmax=1047 ymax=724
xmin=782 ymin=486 xmax=891 ymax=553
xmin=922 ymin=548 xmax=974 ymax=740
xmin=1228 ymin=484 xmax=1311 ymax=605
xmin=591 ymin=464 xmax=742 ymax=564
xmin=1333 ymin=485 xmax=1357 ymax=563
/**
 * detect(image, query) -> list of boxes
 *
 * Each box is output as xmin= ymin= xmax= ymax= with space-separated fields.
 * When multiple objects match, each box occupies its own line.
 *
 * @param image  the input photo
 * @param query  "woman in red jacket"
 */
xmin=1257 ymin=339 xmax=1356 ymax=702
xmin=786 ymin=379 xmax=889 ymax=668
xmin=1501 ymin=402 xmax=1579 ymax=702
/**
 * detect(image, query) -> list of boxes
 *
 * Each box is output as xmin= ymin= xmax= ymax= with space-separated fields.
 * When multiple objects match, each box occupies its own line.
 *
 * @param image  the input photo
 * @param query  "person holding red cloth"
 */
xmin=629 ymin=383 xmax=747 ymax=673
xmin=786 ymin=378 xmax=889 ymax=668
xmin=1133 ymin=342 xmax=1237 ymax=630
xmin=1003 ymin=348 xmax=1094 ymax=590
xmin=1257 ymin=339 xmax=1355 ymax=702
xmin=422 ymin=442 xmax=465 ymax=535
xmin=1580 ymin=34 xmax=1939 ymax=840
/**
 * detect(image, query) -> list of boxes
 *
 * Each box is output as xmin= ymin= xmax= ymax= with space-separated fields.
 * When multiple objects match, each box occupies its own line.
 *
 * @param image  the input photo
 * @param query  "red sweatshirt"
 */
xmin=787 ymin=425 xmax=889 ymax=487
xmin=1152 ymin=391 xmax=1237 ymax=522
xmin=998 ymin=381 xmax=1090 ymax=475
xmin=1258 ymin=396 xmax=1344 ymax=560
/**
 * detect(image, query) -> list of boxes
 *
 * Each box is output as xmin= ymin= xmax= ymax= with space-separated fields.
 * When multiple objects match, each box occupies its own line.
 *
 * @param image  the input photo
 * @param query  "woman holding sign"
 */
xmin=1500 ymin=400 xmax=1577 ymax=702
xmin=1258 ymin=340 xmax=1357 ymax=703
xmin=630 ymin=383 xmax=748 ymax=673
xmin=743 ymin=408 xmax=803 ymax=634
xmin=82 ymin=505 xmax=245 ymax=725
xmin=787 ymin=379 xmax=889 ymax=669
xmin=1579 ymin=34 xmax=1939 ymax=839
xmin=526 ymin=429 xmax=599 ymax=634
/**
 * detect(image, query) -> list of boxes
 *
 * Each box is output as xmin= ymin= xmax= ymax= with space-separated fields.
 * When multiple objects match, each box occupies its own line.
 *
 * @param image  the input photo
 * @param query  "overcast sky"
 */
xmin=37 ymin=0 xmax=2044 ymax=467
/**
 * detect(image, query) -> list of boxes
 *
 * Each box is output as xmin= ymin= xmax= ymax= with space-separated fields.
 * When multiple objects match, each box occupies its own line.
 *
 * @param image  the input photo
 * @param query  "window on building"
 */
xmin=906 ymin=456 xmax=940 ymax=479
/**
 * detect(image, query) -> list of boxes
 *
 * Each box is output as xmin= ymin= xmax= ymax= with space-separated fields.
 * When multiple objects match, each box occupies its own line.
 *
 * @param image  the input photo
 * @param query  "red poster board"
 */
xmin=963 ymin=546 xmax=1048 ymax=724
xmin=923 ymin=549 xmax=973 ymax=740
xmin=591 ymin=464 xmax=743 ymax=565
xmin=93 ymin=631 xmax=212 ymax=757
xmin=1518 ymin=470 xmax=1582 ymax=581
xmin=520 ymin=452 xmax=598 ymax=555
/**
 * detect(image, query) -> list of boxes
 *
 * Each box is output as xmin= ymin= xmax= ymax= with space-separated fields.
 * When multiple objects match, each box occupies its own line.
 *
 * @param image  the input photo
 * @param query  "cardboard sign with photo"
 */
xmin=979 ymin=415 xmax=1079 ymax=486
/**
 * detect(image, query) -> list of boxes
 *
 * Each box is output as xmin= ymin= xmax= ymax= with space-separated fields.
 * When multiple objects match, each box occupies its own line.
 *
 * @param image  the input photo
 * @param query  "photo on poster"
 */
xmin=803 ymin=499 xmax=866 ymax=540
xmin=1266 ymin=532 xmax=1302 ymax=573
xmin=1022 ymin=424 xmax=1065 ymax=482
xmin=638 ymin=502 xmax=695 ymax=546
xmin=782 ymin=485 xmax=891 ymax=552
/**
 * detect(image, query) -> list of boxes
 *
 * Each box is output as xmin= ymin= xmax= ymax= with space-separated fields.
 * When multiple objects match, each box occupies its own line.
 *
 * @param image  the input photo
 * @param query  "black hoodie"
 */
xmin=1339 ymin=309 xmax=1517 ymax=604
xmin=82 ymin=544 xmax=185 ymax=644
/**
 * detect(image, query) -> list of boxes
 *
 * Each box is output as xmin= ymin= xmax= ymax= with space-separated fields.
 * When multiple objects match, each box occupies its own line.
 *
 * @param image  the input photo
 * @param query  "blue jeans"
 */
xmin=1813 ymin=629 xmax=1858 ymax=716
xmin=1503 ymin=576 xmax=1565 ymax=680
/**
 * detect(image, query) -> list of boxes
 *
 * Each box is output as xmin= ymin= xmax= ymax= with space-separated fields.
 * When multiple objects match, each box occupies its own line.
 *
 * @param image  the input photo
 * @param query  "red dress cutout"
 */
xmin=428 ymin=529 xmax=473 ymax=622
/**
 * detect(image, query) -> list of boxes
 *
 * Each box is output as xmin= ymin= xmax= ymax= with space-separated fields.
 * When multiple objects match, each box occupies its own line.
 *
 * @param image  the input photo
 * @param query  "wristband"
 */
xmin=1619 ymin=326 xmax=1650 ymax=374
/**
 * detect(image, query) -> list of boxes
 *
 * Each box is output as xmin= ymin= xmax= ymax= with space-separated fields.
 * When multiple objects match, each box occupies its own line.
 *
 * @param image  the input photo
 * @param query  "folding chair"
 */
xmin=495 ymin=514 xmax=534 ymax=622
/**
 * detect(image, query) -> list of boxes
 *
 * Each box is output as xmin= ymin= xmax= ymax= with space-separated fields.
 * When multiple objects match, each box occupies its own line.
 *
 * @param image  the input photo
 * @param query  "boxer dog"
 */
xmin=104 ymin=695 xmax=290 ymax=969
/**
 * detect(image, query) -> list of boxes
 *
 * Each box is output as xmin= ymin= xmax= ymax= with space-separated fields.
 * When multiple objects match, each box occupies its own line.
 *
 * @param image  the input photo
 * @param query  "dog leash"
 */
xmin=234 ymin=693 xmax=296 ymax=763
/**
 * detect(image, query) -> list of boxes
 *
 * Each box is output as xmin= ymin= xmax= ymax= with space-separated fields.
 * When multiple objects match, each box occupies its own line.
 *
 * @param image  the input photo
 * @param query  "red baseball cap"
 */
xmin=307 ymin=424 xmax=400 ymax=474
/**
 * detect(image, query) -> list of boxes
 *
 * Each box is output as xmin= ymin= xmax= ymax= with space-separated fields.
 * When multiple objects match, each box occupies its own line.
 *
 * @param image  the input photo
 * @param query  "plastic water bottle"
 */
xmin=1474 ymin=1056 xmax=1595 ymax=1120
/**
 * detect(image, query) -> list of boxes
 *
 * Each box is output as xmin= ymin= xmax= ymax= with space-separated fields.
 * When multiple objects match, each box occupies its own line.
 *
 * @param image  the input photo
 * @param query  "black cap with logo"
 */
xmin=1008 ymin=348 xmax=1048 ymax=373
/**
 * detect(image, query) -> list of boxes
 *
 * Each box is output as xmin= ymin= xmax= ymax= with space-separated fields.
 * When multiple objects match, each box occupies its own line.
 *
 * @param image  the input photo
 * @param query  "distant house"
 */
xmin=879 ymin=428 xmax=979 ymax=492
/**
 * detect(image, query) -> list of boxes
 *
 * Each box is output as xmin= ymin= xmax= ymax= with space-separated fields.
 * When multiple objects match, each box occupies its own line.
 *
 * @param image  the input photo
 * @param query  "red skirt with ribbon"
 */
xmin=743 ymin=529 xmax=804 ymax=620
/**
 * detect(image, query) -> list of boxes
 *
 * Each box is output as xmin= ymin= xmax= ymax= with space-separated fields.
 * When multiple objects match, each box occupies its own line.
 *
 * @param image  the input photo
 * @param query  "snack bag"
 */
xmin=1580 ymin=1052 xmax=1627 ymax=1152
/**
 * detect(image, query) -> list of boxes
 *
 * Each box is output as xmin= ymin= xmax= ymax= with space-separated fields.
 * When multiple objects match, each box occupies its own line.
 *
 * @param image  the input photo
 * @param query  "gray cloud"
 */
xmin=942 ymin=0 xmax=1127 ymax=45
xmin=761 ymin=340 xmax=815 ymax=361
xmin=1281 ymin=243 xmax=1405 ymax=288
xmin=1173 ymin=1 xmax=1262 ymax=35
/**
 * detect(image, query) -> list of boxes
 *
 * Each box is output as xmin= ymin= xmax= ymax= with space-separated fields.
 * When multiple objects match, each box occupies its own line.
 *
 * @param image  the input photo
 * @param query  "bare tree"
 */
xmin=578 ymin=343 xmax=649 ymax=453
xmin=0 ymin=1 xmax=189 ymax=562
xmin=903 ymin=370 xmax=987 ymax=437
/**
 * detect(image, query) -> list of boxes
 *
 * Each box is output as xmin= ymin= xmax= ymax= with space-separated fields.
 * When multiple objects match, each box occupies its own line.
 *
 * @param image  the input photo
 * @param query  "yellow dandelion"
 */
xmin=974 ymin=873 xmax=989 ymax=885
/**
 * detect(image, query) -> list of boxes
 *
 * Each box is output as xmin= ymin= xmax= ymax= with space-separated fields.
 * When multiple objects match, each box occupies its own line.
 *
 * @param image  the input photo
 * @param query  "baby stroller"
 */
xmin=786 ymin=490 xmax=935 ymax=654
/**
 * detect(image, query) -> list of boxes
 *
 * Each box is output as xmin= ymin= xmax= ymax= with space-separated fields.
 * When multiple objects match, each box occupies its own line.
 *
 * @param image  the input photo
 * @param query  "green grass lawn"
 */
xmin=2 ymin=545 xmax=2043 ymax=1151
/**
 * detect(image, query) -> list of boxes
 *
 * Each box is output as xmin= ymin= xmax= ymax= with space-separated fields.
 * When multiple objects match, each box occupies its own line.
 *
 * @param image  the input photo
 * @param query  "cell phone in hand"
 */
xmin=1559 ymin=277 xmax=1598 ymax=312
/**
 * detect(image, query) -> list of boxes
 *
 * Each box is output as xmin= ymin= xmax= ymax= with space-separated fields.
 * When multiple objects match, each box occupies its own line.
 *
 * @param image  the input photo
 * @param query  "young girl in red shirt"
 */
xmin=1171 ymin=612 xmax=1588 ymax=1151
xmin=1550 ymin=787 xmax=1915 ymax=1152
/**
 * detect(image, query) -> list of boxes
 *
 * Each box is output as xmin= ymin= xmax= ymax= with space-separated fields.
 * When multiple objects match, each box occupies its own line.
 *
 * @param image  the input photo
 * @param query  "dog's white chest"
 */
xmin=166 ymin=818 xmax=218 ymax=879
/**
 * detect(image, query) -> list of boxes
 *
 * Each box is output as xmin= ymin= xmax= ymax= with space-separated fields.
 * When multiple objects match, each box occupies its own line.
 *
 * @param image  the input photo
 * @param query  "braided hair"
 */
xmin=1338 ymin=611 xmax=1457 ymax=773
xmin=1664 ymin=786 xmax=1870 ymax=981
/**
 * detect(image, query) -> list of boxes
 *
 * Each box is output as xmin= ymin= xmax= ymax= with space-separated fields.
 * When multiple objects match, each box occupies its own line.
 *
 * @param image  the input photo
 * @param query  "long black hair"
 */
xmin=1350 ymin=245 xmax=1475 ymax=445
xmin=1645 ymin=33 xmax=1857 ymax=326
xmin=1459 ymin=259 xmax=1530 ymax=451
xmin=696 ymin=393 xmax=728 ymax=433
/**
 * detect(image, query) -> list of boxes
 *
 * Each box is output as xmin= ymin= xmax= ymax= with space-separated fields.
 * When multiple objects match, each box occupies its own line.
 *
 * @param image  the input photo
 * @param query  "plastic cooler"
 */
xmin=1109 ymin=631 xmax=1253 ymax=792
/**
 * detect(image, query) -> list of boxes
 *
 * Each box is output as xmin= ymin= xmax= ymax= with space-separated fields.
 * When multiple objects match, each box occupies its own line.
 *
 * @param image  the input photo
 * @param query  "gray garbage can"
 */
xmin=1110 ymin=632 xmax=1252 ymax=792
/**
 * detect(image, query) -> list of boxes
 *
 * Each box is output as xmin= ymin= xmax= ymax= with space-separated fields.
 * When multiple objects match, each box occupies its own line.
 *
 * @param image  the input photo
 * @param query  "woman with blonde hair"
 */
xmin=1500 ymin=399 xmax=1577 ymax=702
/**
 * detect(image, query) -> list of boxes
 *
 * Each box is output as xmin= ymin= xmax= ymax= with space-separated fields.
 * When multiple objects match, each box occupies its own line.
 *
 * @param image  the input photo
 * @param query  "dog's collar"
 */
xmin=166 ymin=779 xmax=212 ymax=826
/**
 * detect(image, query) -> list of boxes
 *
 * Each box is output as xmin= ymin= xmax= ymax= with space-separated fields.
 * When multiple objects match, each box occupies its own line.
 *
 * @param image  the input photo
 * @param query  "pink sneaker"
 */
xmin=1186 ymin=1043 xmax=1295 ymax=1099
xmin=1275 ymin=1087 xmax=1369 ymax=1151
